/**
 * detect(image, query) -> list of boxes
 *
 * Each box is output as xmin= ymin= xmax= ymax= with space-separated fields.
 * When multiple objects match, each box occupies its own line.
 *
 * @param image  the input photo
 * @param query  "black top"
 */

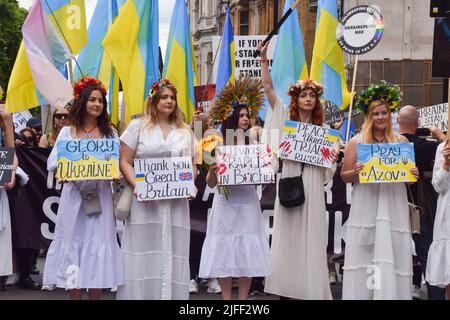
xmin=401 ymin=133 xmax=441 ymax=172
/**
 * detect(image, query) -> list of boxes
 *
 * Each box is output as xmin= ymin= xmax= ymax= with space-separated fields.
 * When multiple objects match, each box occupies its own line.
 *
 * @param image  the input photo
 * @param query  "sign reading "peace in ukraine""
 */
xmin=357 ymin=143 xmax=416 ymax=183
xmin=279 ymin=121 xmax=340 ymax=168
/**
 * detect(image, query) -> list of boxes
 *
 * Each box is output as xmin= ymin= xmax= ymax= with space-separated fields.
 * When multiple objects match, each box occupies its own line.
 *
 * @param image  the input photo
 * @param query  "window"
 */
xmin=240 ymin=11 xmax=249 ymax=35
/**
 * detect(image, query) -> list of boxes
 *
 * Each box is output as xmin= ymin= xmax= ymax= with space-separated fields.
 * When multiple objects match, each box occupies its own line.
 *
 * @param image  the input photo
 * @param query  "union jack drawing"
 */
xmin=179 ymin=172 xmax=193 ymax=181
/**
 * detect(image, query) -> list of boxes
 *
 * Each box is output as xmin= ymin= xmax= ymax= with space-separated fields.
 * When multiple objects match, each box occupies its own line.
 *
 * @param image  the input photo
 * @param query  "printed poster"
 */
xmin=56 ymin=139 xmax=120 ymax=181
xmin=357 ymin=143 xmax=416 ymax=184
xmin=216 ymin=144 xmax=276 ymax=186
xmin=279 ymin=121 xmax=340 ymax=168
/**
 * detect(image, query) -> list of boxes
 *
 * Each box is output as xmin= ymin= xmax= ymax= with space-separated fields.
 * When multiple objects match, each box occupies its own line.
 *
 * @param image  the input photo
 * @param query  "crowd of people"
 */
xmin=0 ymin=41 xmax=449 ymax=300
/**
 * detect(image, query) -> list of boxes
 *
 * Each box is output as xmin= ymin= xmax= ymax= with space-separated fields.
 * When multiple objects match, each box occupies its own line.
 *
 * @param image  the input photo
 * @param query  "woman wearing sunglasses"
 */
xmin=39 ymin=106 xmax=70 ymax=148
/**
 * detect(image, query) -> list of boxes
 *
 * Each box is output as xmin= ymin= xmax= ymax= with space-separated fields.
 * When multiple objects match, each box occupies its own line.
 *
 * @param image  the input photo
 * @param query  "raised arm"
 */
xmin=0 ymin=106 xmax=18 ymax=189
xmin=257 ymin=41 xmax=277 ymax=108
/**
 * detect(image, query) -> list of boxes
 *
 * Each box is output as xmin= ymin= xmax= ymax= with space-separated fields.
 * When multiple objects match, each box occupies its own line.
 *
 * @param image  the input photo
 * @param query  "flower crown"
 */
xmin=148 ymin=79 xmax=172 ymax=99
xmin=212 ymin=75 xmax=265 ymax=121
xmin=356 ymin=81 xmax=402 ymax=114
xmin=73 ymin=77 xmax=107 ymax=99
xmin=288 ymin=79 xmax=324 ymax=97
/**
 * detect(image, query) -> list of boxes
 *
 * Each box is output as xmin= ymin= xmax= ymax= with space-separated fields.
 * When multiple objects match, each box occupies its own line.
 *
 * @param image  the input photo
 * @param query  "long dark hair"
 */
xmin=220 ymin=105 xmax=251 ymax=145
xmin=69 ymin=86 xmax=113 ymax=138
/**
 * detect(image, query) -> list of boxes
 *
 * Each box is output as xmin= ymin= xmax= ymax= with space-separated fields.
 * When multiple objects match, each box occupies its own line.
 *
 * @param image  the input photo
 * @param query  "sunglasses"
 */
xmin=54 ymin=113 xmax=70 ymax=120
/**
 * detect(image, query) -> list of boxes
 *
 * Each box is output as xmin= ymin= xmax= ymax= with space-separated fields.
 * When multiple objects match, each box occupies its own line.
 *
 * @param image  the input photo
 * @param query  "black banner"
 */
xmin=10 ymin=146 xmax=61 ymax=250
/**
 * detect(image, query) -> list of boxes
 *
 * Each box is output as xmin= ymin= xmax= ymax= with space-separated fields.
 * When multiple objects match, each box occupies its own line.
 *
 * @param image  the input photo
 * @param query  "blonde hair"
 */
xmin=142 ymin=84 xmax=187 ymax=130
xmin=47 ymin=106 xmax=70 ymax=147
xmin=361 ymin=100 xmax=396 ymax=144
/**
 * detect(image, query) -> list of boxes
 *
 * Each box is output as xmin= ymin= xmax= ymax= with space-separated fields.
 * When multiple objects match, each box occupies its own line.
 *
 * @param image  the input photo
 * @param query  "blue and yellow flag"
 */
xmin=215 ymin=8 xmax=235 ymax=97
xmin=43 ymin=0 xmax=88 ymax=54
xmin=163 ymin=0 xmax=198 ymax=124
xmin=310 ymin=0 xmax=350 ymax=110
xmin=103 ymin=0 xmax=160 ymax=123
xmin=261 ymin=0 xmax=308 ymax=121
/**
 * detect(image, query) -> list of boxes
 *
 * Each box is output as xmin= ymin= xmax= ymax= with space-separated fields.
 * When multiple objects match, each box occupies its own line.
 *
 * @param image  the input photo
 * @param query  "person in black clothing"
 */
xmin=398 ymin=105 xmax=446 ymax=300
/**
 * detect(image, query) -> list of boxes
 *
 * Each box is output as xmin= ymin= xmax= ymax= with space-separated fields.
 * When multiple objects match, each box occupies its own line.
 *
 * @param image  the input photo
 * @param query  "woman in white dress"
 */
xmin=258 ymin=42 xmax=338 ymax=300
xmin=341 ymin=84 xmax=419 ymax=300
xmin=198 ymin=82 xmax=272 ymax=300
xmin=43 ymin=77 xmax=124 ymax=299
xmin=426 ymin=142 xmax=450 ymax=299
xmin=117 ymin=79 xmax=196 ymax=300
xmin=0 ymin=104 xmax=18 ymax=291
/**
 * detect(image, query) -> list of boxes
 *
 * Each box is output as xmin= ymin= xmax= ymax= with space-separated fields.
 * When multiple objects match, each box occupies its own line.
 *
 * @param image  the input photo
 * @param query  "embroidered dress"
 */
xmin=117 ymin=119 xmax=193 ymax=300
xmin=43 ymin=126 xmax=124 ymax=289
xmin=426 ymin=143 xmax=450 ymax=287
xmin=263 ymin=98 xmax=335 ymax=300
xmin=342 ymin=134 xmax=412 ymax=300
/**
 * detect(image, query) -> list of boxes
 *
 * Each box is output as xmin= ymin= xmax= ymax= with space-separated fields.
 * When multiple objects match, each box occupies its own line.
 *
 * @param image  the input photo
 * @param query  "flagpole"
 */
xmin=68 ymin=59 xmax=74 ymax=86
xmin=345 ymin=55 xmax=358 ymax=145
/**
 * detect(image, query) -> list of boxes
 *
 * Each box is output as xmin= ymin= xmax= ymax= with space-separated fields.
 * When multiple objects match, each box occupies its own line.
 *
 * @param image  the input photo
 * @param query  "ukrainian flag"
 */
xmin=310 ymin=0 xmax=350 ymax=110
xmin=215 ymin=8 xmax=235 ymax=97
xmin=103 ymin=0 xmax=160 ymax=124
xmin=163 ymin=0 xmax=198 ymax=124
xmin=283 ymin=120 xmax=299 ymax=135
xmin=43 ymin=0 xmax=88 ymax=54
xmin=261 ymin=0 xmax=308 ymax=121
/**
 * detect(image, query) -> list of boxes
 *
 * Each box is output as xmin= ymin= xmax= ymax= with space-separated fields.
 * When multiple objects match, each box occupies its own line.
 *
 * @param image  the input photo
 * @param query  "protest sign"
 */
xmin=134 ymin=156 xmax=196 ymax=201
xmin=212 ymin=35 xmax=278 ymax=81
xmin=0 ymin=147 xmax=15 ymax=186
xmin=12 ymin=111 xmax=33 ymax=133
xmin=324 ymin=101 xmax=360 ymax=124
xmin=56 ymin=139 xmax=120 ymax=181
xmin=194 ymin=84 xmax=216 ymax=113
xmin=216 ymin=144 xmax=276 ymax=186
xmin=279 ymin=121 xmax=340 ymax=168
xmin=418 ymin=103 xmax=448 ymax=132
xmin=358 ymin=143 xmax=416 ymax=184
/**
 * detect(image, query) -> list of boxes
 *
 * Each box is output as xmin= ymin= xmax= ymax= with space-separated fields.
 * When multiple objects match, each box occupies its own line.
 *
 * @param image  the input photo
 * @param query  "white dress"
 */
xmin=263 ymin=98 xmax=335 ymax=300
xmin=116 ymin=119 xmax=193 ymax=300
xmin=426 ymin=143 xmax=450 ymax=287
xmin=199 ymin=185 xmax=272 ymax=278
xmin=342 ymin=134 xmax=412 ymax=300
xmin=0 ymin=190 xmax=12 ymax=277
xmin=43 ymin=126 xmax=124 ymax=289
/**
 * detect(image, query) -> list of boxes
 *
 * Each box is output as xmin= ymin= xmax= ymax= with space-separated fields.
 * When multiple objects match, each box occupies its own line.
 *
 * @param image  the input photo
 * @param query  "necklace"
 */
xmin=373 ymin=136 xmax=386 ymax=143
xmin=82 ymin=126 xmax=97 ymax=138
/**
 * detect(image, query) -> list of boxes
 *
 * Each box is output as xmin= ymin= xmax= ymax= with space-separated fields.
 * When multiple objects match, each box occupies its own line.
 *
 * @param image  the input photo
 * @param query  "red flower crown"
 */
xmin=148 ymin=79 xmax=172 ymax=99
xmin=73 ymin=77 xmax=107 ymax=99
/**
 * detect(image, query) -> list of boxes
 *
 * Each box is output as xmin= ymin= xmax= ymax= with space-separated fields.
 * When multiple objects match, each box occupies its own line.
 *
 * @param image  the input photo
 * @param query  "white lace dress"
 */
xmin=116 ymin=119 xmax=193 ymax=300
xmin=199 ymin=185 xmax=272 ymax=278
xmin=43 ymin=126 xmax=124 ymax=289
xmin=426 ymin=143 xmax=450 ymax=287
xmin=0 ymin=190 xmax=12 ymax=277
xmin=342 ymin=134 xmax=412 ymax=300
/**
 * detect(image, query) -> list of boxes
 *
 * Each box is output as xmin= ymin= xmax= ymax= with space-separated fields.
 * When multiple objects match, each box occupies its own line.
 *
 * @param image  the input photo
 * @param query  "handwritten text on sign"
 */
xmin=216 ymin=144 xmax=276 ymax=186
xmin=0 ymin=148 xmax=15 ymax=186
xmin=134 ymin=157 xmax=196 ymax=201
xmin=57 ymin=139 xmax=120 ymax=181
xmin=357 ymin=143 xmax=416 ymax=184
xmin=279 ymin=121 xmax=340 ymax=168
xmin=418 ymin=103 xmax=448 ymax=132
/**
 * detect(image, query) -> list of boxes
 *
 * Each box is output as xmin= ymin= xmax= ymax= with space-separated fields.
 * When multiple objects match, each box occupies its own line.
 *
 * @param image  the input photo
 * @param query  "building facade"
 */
xmin=189 ymin=0 xmax=444 ymax=108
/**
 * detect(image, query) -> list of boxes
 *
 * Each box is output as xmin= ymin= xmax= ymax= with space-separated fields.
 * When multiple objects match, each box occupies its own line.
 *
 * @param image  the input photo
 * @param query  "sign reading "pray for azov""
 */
xmin=279 ymin=121 xmax=340 ymax=168
xmin=134 ymin=157 xmax=196 ymax=201
xmin=216 ymin=144 xmax=276 ymax=186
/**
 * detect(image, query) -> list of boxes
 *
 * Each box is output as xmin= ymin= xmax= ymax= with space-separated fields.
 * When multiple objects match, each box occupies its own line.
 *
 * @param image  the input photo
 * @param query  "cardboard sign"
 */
xmin=0 ymin=148 xmax=15 ymax=186
xmin=279 ymin=121 xmax=340 ymax=168
xmin=358 ymin=143 xmax=416 ymax=184
xmin=212 ymin=35 xmax=278 ymax=81
xmin=12 ymin=111 xmax=33 ymax=133
xmin=418 ymin=103 xmax=448 ymax=132
xmin=194 ymin=85 xmax=216 ymax=113
xmin=134 ymin=157 xmax=196 ymax=201
xmin=336 ymin=5 xmax=384 ymax=55
xmin=56 ymin=139 xmax=120 ymax=181
xmin=216 ymin=144 xmax=276 ymax=186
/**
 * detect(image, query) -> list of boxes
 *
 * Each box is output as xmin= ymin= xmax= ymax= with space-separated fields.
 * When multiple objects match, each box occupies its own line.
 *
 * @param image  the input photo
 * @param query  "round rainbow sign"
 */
xmin=336 ymin=5 xmax=384 ymax=55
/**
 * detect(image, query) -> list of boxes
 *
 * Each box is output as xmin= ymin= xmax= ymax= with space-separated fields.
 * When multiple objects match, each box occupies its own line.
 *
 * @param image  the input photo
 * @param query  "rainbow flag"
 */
xmin=310 ymin=0 xmax=350 ymax=110
xmin=215 ymin=8 xmax=235 ymax=97
xmin=103 ymin=0 xmax=160 ymax=123
xmin=163 ymin=0 xmax=198 ymax=124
